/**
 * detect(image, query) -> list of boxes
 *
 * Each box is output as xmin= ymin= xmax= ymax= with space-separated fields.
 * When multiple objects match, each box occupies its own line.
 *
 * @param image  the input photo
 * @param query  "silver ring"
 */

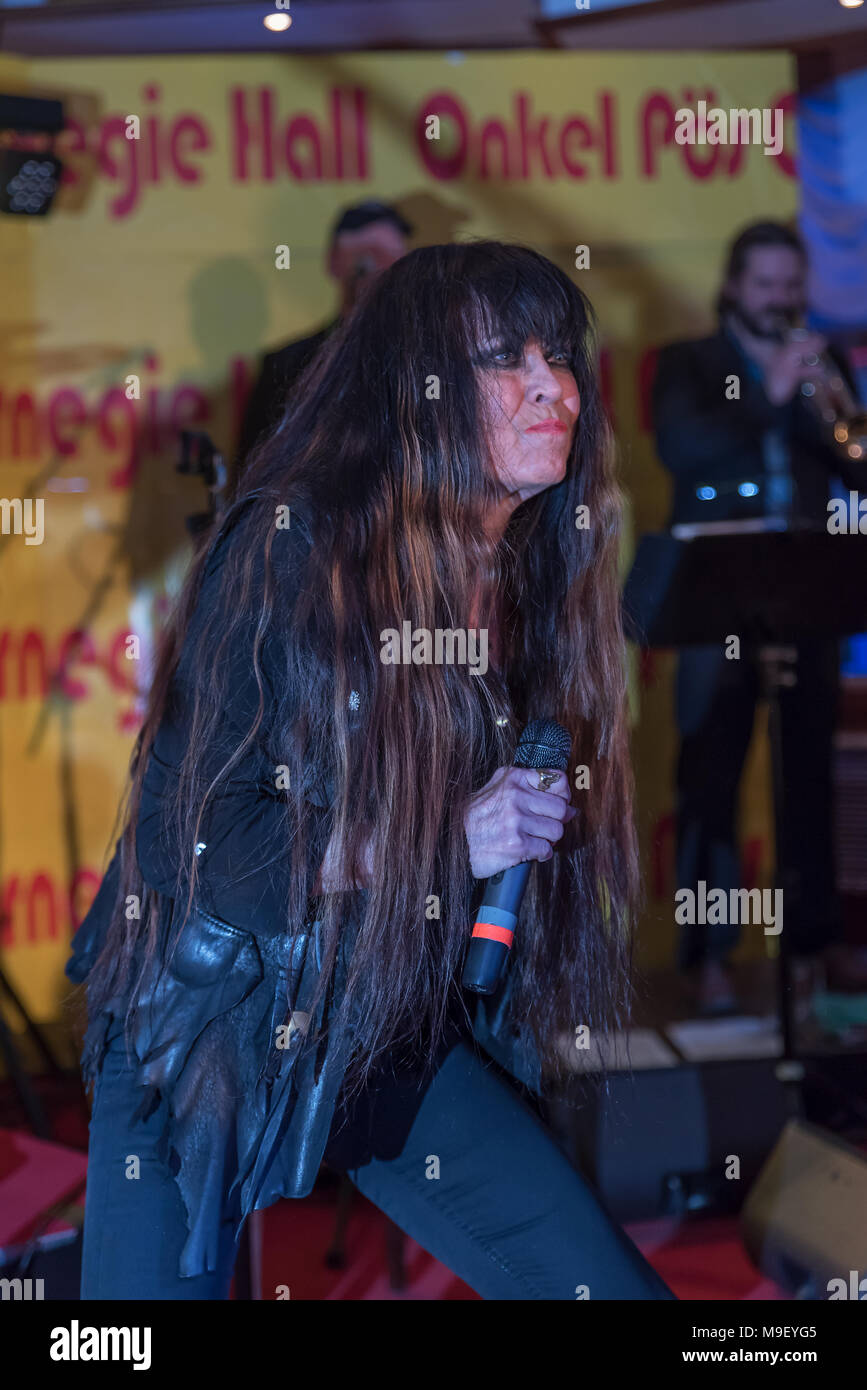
xmin=536 ymin=770 xmax=558 ymax=791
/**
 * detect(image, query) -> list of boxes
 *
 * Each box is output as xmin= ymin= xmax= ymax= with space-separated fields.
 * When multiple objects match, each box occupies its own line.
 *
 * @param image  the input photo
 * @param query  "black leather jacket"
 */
xmin=67 ymin=496 xmax=542 ymax=1279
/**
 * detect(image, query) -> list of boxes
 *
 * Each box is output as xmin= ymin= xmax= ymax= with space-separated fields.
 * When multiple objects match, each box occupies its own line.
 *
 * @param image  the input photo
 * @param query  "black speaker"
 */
xmin=546 ymin=1059 xmax=791 ymax=1221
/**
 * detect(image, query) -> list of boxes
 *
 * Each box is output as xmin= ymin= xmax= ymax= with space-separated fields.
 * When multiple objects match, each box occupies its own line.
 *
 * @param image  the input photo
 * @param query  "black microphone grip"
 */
xmin=461 ymin=860 xmax=530 ymax=995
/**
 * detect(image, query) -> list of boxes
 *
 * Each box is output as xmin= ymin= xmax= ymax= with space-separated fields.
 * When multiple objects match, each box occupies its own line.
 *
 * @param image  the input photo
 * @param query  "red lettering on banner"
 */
xmin=0 ymin=877 xmax=18 ymax=947
xmin=416 ymin=92 xmax=466 ymax=180
xmin=19 ymin=630 xmax=47 ymax=699
xmin=0 ymin=867 xmax=102 ymax=946
xmin=640 ymin=91 xmax=677 ymax=179
xmin=83 ymin=85 xmax=215 ymax=217
xmin=118 ymin=705 xmax=145 ymax=735
xmin=416 ymin=91 xmax=619 ymax=181
xmin=354 ymin=88 xmax=369 ymax=179
xmin=58 ymin=76 xmax=794 ymax=216
xmin=232 ymin=86 xmax=275 ymax=181
xmin=601 ymin=95 xmax=618 ymax=178
xmin=639 ymin=87 xmax=796 ymax=180
xmin=48 ymin=388 xmax=87 ymax=457
xmin=169 ymin=114 xmax=210 ymax=183
xmin=230 ymin=86 xmax=368 ymax=185
xmin=682 ymin=124 xmax=723 ymax=179
xmin=560 ymin=117 xmax=594 ymax=179
xmin=9 ymin=392 xmax=40 ymax=460
xmin=27 ymin=873 xmax=58 ymax=943
xmin=57 ymin=629 xmax=97 ymax=700
xmin=331 ymin=87 xmax=345 ymax=179
xmin=70 ymin=867 xmax=101 ymax=930
xmin=98 ymin=388 xmax=139 ymax=489
xmin=517 ymin=93 xmax=555 ymax=179
xmin=480 ymin=120 xmax=510 ymax=179
xmin=0 ymin=627 xmax=146 ymax=706
xmin=0 ymin=373 xmax=215 ymax=481
xmin=725 ymin=142 xmax=748 ymax=179
xmin=141 ymin=354 xmax=162 ymax=453
xmin=96 ymin=114 xmax=138 ymax=216
xmin=107 ymin=631 xmax=139 ymax=694
xmin=56 ymin=116 xmax=88 ymax=190
xmin=285 ymin=115 xmax=324 ymax=180
xmin=143 ymin=86 xmax=161 ymax=185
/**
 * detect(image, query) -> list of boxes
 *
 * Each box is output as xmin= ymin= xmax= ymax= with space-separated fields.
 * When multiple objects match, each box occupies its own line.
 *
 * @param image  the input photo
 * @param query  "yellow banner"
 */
xmin=0 ymin=51 xmax=795 ymax=1021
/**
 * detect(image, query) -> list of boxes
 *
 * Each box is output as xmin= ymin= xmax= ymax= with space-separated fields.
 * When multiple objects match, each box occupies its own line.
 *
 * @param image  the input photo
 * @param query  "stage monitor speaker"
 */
xmin=546 ymin=1059 xmax=791 ymax=1221
xmin=741 ymin=1118 xmax=867 ymax=1298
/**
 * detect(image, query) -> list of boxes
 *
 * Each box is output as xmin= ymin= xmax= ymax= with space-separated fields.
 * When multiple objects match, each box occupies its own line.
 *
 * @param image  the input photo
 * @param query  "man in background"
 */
xmin=652 ymin=220 xmax=866 ymax=1016
xmin=237 ymin=199 xmax=413 ymax=469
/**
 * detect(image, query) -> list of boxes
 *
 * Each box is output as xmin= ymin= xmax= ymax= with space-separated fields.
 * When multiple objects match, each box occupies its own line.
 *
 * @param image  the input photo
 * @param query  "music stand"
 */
xmin=624 ymin=523 xmax=867 ymax=1111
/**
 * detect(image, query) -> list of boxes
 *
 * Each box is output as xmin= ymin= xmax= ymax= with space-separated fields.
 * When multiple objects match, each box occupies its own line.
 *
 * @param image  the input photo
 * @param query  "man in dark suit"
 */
xmin=236 ymin=200 xmax=413 ymax=469
xmin=652 ymin=220 xmax=866 ymax=1015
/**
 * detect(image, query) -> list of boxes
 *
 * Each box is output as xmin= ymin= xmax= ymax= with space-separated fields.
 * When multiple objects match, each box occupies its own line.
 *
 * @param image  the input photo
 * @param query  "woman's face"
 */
xmin=475 ymin=336 xmax=580 ymax=506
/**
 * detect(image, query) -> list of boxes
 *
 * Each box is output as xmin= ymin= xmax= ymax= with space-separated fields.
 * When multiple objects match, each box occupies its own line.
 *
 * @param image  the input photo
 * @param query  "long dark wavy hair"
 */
xmin=85 ymin=239 xmax=640 ymax=1094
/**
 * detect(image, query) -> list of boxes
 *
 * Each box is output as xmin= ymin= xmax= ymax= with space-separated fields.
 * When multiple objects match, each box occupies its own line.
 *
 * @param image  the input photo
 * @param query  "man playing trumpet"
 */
xmin=652 ymin=220 xmax=866 ymax=1016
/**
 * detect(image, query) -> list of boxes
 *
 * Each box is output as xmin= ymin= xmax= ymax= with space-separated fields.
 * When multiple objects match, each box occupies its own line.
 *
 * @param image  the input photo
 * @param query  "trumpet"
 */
xmin=775 ymin=314 xmax=867 ymax=465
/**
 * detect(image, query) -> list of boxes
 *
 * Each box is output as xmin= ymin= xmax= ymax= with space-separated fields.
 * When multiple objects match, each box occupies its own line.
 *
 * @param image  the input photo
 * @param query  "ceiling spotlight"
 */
xmin=264 ymin=12 xmax=292 ymax=31
xmin=839 ymin=0 xmax=864 ymax=9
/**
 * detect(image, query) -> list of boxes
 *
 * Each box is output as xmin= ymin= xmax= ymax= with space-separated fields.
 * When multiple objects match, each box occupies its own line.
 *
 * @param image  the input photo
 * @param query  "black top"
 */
xmin=135 ymin=494 xmax=469 ymax=1170
xmin=236 ymin=322 xmax=337 ymax=471
xmin=652 ymin=327 xmax=859 ymax=527
xmin=136 ymin=499 xmax=322 ymax=930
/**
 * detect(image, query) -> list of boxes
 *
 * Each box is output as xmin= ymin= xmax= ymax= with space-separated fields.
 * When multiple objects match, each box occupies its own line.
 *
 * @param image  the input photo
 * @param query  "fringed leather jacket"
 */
xmin=66 ymin=495 xmax=542 ymax=1279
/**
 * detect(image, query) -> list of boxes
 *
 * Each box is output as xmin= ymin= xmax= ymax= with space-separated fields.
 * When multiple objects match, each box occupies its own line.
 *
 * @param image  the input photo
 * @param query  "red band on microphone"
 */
xmin=471 ymin=921 xmax=514 ymax=946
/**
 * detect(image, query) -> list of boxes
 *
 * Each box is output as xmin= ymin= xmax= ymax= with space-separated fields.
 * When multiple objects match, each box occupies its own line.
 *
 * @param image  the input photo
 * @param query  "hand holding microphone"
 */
xmin=462 ymin=719 xmax=573 ymax=994
xmin=463 ymin=764 xmax=574 ymax=879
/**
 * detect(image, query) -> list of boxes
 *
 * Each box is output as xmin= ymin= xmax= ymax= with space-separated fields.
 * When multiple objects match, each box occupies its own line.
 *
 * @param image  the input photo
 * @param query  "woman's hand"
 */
xmin=463 ymin=766 xmax=576 ymax=880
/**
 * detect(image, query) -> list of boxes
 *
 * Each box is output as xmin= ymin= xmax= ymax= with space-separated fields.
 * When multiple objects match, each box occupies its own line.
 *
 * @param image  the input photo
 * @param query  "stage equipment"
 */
xmin=624 ymin=524 xmax=867 ymax=1117
xmin=547 ymin=1057 xmax=791 ymax=1222
xmin=0 ymin=94 xmax=64 ymax=217
xmin=741 ymin=1118 xmax=867 ymax=1298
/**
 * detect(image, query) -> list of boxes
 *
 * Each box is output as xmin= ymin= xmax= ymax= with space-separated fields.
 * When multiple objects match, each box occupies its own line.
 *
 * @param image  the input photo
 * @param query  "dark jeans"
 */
xmin=675 ymin=640 xmax=841 ymax=971
xmin=81 ymin=1026 xmax=674 ymax=1301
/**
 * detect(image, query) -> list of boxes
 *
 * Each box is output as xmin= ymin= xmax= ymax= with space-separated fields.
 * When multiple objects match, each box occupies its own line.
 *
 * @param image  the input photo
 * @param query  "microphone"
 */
xmin=462 ymin=718 xmax=571 ymax=996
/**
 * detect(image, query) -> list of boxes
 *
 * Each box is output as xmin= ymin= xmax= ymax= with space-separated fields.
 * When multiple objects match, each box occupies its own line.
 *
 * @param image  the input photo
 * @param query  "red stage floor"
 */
xmin=254 ymin=1187 xmax=789 ymax=1301
xmin=0 ymin=1071 xmax=817 ymax=1300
